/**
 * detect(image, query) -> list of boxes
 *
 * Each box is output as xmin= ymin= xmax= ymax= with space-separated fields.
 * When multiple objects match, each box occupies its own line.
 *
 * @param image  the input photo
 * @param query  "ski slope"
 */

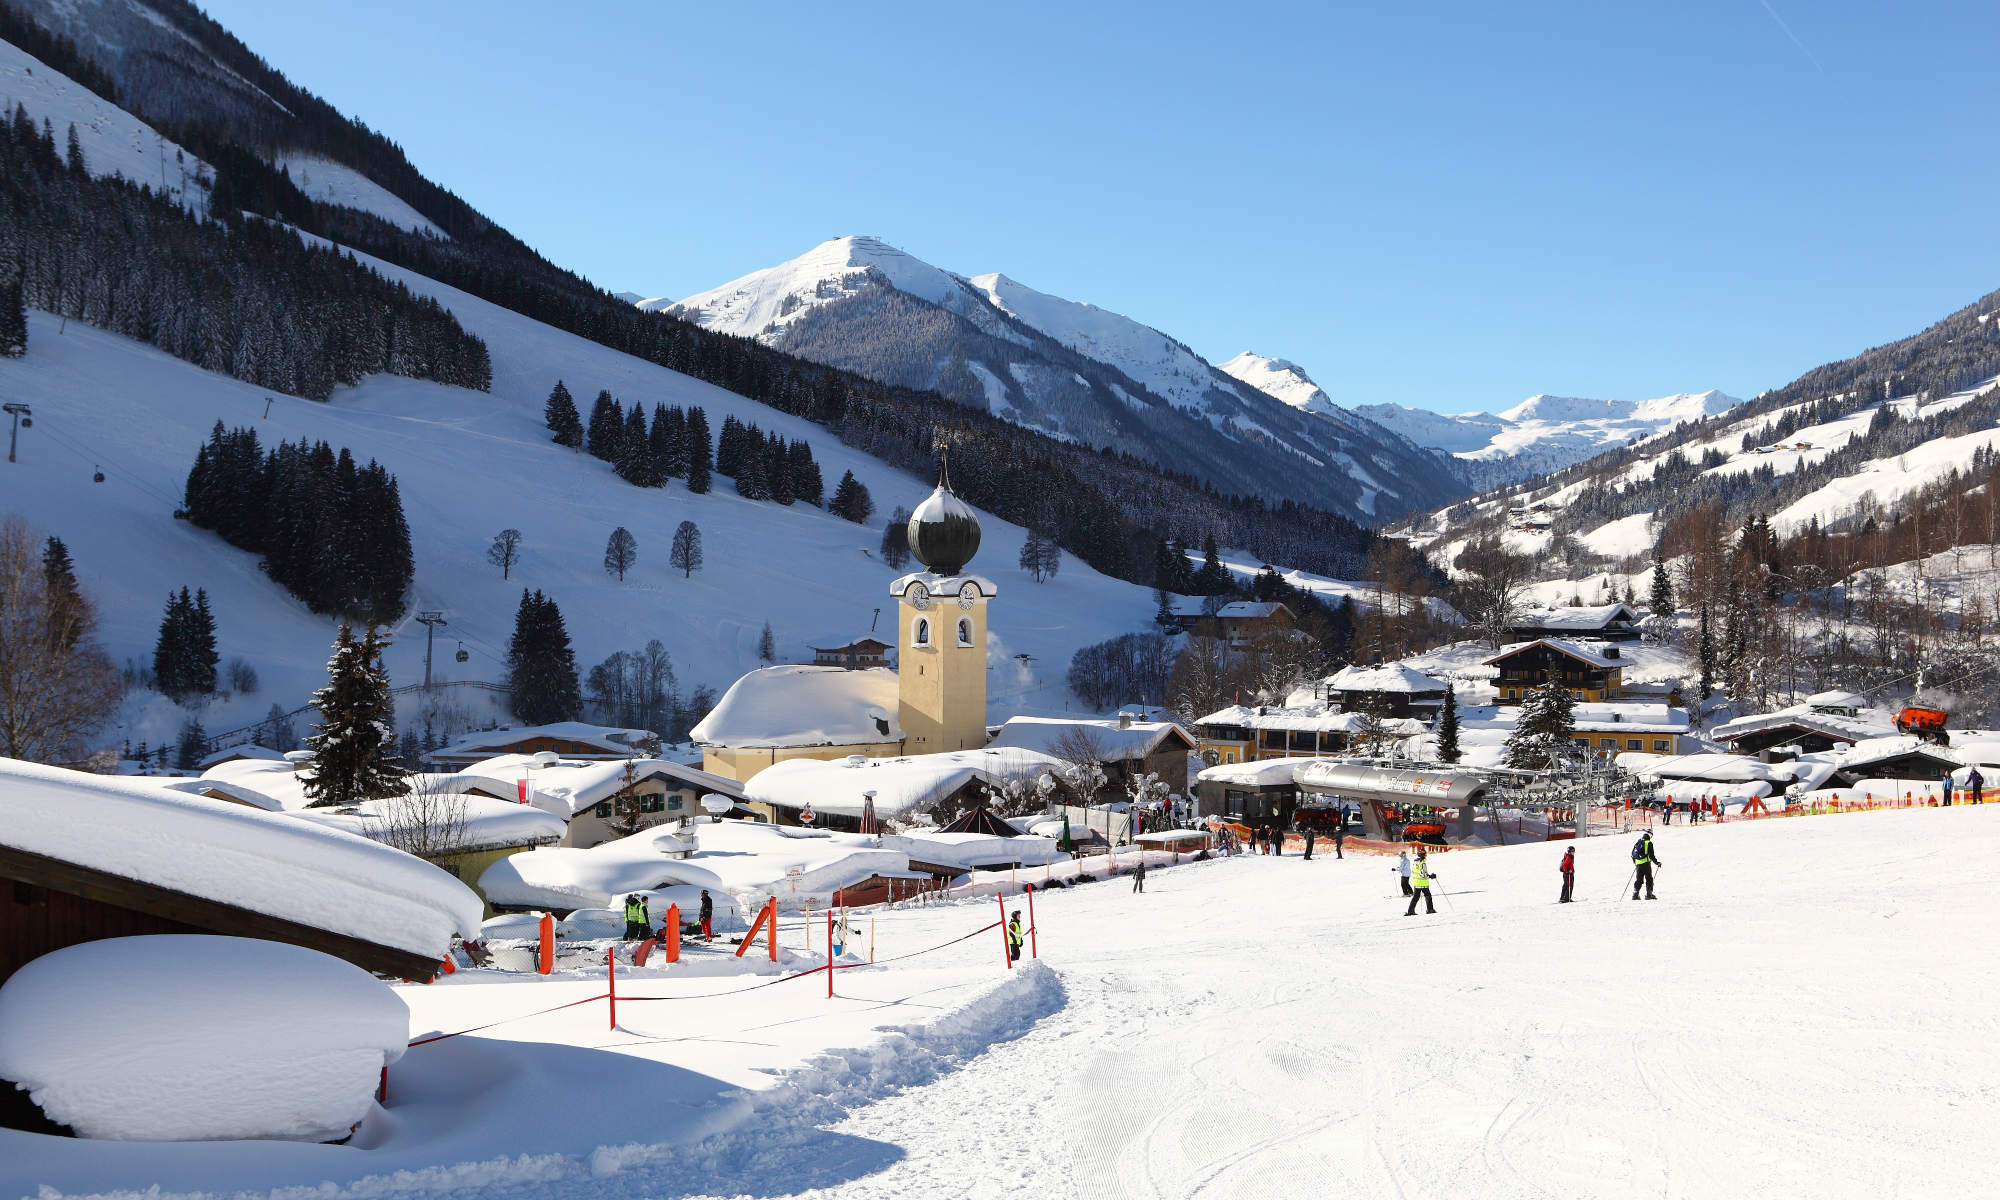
xmin=275 ymin=154 xmax=447 ymax=239
xmin=0 ymin=35 xmax=209 ymax=211
xmin=5 ymin=805 xmax=1993 ymax=1197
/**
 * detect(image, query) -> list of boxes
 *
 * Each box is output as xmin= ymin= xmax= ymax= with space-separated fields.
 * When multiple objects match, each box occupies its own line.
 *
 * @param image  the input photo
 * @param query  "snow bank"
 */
xmin=0 ymin=759 xmax=482 ymax=957
xmin=0 ymin=936 xmax=406 ymax=1142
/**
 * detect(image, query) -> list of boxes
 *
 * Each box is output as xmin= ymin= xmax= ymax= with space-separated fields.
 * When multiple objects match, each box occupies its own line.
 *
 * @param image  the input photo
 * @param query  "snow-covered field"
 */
xmin=8 ymin=805 xmax=1996 ymax=1198
xmin=276 ymin=155 xmax=447 ymax=238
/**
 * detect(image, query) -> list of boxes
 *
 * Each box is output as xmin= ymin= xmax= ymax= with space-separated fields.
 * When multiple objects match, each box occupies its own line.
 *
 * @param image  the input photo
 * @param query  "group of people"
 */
xmin=1944 ymin=766 xmax=1985 ymax=805
xmin=1557 ymin=830 xmax=1662 ymax=902
xmin=620 ymin=889 xmax=717 ymax=942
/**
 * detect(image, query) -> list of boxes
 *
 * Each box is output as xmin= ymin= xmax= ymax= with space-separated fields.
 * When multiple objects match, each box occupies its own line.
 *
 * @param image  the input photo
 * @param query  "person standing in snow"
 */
xmin=1559 ymin=845 xmax=1575 ymax=903
xmin=1132 ymin=858 xmax=1147 ymax=893
xmin=1396 ymin=850 xmax=1413 ymax=896
xmin=1941 ymin=766 xmax=1956 ymax=806
xmin=1970 ymin=766 xmax=1985 ymax=806
xmin=1405 ymin=849 xmax=1438 ymax=916
xmin=1333 ymin=818 xmax=1346 ymax=860
xmin=1007 ymin=911 xmax=1025 ymax=961
xmin=698 ymin=889 xmax=714 ymax=941
xmin=1303 ymin=827 xmax=1315 ymax=861
xmin=1632 ymin=831 xmax=1661 ymax=900
xmin=1268 ymin=825 xmax=1282 ymax=856
xmin=622 ymin=893 xmax=650 ymax=941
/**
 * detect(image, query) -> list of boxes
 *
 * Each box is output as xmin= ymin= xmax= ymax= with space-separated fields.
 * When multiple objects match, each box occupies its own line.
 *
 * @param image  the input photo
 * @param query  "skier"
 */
xmin=1632 ymin=831 xmax=1661 ymax=900
xmin=1558 ymin=845 xmax=1575 ymax=903
xmin=1269 ymin=825 xmax=1282 ymax=856
xmin=622 ymin=893 xmax=650 ymax=941
xmin=1396 ymin=849 xmax=1413 ymax=896
xmin=1252 ymin=826 xmax=1265 ymax=855
xmin=1006 ymin=910 xmax=1025 ymax=962
xmin=1971 ymin=766 xmax=1985 ymax=806
xmin=1303 ymin=827 xmax=1315 ymax=860
xmin=698 ymin=889 xmax=714 ymax=941
xmin=1405 ymin=849 xmax=1437 ymax=916
xmin=833 ymin=907 xmax=851 ymax=957
xmin=1333 ymin=818 xmax=1346 ymax=860
xmin=1132 ymin=857 xmax=1147 ymax=893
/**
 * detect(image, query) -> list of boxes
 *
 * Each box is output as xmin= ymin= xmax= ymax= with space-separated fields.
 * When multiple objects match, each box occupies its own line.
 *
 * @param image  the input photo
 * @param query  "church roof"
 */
xmin=691 ymin=665 xmax=903 ymax=749
xmin=906 ymin=455 xmax=982 ymax=575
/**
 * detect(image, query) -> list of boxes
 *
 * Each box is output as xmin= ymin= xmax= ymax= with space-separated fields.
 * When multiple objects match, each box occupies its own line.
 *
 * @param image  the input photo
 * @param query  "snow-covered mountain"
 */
xmin=651 ymin=237 xmax=1468 ymax=524
xmin=1215 ymin=353 xmax=1341 ymax=417
xmin=1352 ymin=390 xmax=1741 ymax=487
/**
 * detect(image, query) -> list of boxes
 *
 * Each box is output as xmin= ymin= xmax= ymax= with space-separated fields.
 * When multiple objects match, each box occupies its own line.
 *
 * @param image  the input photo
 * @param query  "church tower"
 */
xmin=892 ymin=454 xmax=993 ymax=753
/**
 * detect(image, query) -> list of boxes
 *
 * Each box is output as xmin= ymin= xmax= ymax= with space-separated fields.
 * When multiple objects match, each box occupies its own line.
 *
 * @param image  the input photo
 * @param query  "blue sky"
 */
xmin=203 ymin=1 xmax=1998 ymax=414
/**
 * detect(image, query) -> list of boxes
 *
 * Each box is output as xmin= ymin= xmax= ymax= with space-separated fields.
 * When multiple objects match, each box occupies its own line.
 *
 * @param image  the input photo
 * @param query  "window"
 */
xmin=1225 ymin=789 xmax=1247 ymax=817
xmin=914 ymin=618 xmax=931 ymax=646
xmin=1653 ymin=739 xmax=1671 ymax=752
xmin=593 ymin=801 xmax=612 ymax=819
xmin=667 ymin=795 xmax=683 ymax=811
xmin=1626 ymin=738 xmax=1642 ymax=751
xmin=641 ymin=794 xmax=665 ymax=814
xmin=956 ymin=618 xmax=973 ymax=647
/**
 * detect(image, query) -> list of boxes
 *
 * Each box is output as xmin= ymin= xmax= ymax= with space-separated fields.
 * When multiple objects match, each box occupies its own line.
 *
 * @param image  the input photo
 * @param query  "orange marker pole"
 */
xmin=826 ymin=905 xmax=835 ymax=999
xmin=606 ymin=947 xmax=617 ymax=1031
xmin=664 ymin=903 xmax=681 ymax=963
xmin=537 ymin=912 xmax=554 ymax=976
xmin=766 ymin=897 xmax=779 ymax=961
xmin=1025 ymin=883 xmax=1038 ymax=959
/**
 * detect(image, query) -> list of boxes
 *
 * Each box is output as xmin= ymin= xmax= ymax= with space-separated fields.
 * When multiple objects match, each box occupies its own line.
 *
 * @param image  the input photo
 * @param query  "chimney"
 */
xmin=1119 ymin=712 xmax=1134 ymax=729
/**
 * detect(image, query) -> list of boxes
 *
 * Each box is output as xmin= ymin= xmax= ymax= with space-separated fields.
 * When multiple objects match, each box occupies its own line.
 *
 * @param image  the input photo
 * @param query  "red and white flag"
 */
xmin=517 ymin=778 xmax=531 ymax=806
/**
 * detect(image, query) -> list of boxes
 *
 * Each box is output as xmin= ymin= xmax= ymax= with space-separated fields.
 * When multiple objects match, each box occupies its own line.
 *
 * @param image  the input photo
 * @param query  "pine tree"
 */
xmin=685 ymin=407 xmax=712 ymax=494
xmin=1697 ymin=602 xmax=1716 ymax=700
xmin=63 ymin=122 xmax=84 ymax=177
xmin=757 ymin=620 xmax=775 ymax=663
xmin=175 ymin=716 xmax=206 ymax=770
xmin=1437 ymin=684 xmax=1462 ymax=763
xmin=586 ymin=391 xmax=623 ymax=462
xmin=302 ymin=624 xmax=405 ymax=806
xmin=154 ymin=589 xmax=198 ymax=700
xmin=507 ymin=589 xmax=581 ymax=724
xmin=829 ymin=470 xmax=873 ymax=523
xmin=715 ymin=415 xmax=743 ymax=478
xmin=767 ymin=435 xmax=796 ymax=505
xmin=734 ymin=445 xmax=770 ymax=500
xmin=188 ymin=588 xmax=218 ymax=695
xmin=1197 ymin=532 xmax=1231 ymax=594
xmin=670 ymin=520 xmax=702 ymax=578
xmin=881 ymin=507 xmax=912 ymax=570
xmin=0 ymin=234 xmax=25 ymax=358
xmin=1648 ymin=547 xmax=1675 ymax=617
xmin=604 ymin=526 xmax=638 ymax=580
xmin=41 ymin=536 xmax=83 ymax=648
xmin=1504 ymin=677 xmax=1576 ymax=770
xmin=544 ymin=380 xmax=583 ymax=447
xmin=616 ymin=405 xmax=651 ymax=485
xmin=790 ymin=441 xmax=823 ymax=507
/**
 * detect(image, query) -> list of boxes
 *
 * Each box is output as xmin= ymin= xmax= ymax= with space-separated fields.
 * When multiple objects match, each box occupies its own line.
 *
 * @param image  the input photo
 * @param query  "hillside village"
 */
xmin=3 ymin=1 xmax=2000 ymax=1195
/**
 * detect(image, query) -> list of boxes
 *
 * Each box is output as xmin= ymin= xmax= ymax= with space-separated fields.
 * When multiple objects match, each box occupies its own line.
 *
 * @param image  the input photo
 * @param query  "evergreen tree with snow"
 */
xmin=1504 ymin=678 xmax=1576 ymax=771
xmin=881 ymin=507 xmax=912 ymax=569
xmin=302 ymin=624 xmax=404 ymax=807
xmin=604 ymin=526 xmax=638 ymax=580
xmin=790 ymin=441 xmax=823 ymax=507
xmin=829 ymin=471 xmax=873 ymax=523
xmin=670 ymin=520 xmax=702 ymax=577
xmin=1648 ymin=547 xmax=1675 ymax=618
xmin=757 ymin=621 xmax=775 ymax=663
xmin=1437 ymin=684 xmax=1462 ymax=764
xmin=734 ymin=444 xmax=770 ymax=500
xmin=616 ymin=405 xmax=652 ymax=485
xmin=41 ymin=536 xmax=83 ymax=648
xmin=175 ymin=716 xmax=205 ymax=770
xmin=1196 ymin=532 xmax=1231 ymax=595
xmin=586 ymin=391 xmax=623 ymax=462
xmin=507 ymin=589 xmax=581 ymax=725
xmin=715 ymin=415 xmax=744 ymax=478
xmin=544 ymin=380 xmax=583 ymax=448
xmin=0 ymin=234 xmax=24 ymax=359
xmin=1697 ymin=602 xmax=1716 ymax=700
xmin=685 ymin=407 xmax=712 ymax=494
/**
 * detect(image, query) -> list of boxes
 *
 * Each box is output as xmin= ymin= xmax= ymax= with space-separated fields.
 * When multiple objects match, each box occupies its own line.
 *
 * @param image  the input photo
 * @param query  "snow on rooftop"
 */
xmin=287 ymin=793 xmax=566 ymax=854
xmin=882 ymin=830 xmax=1068 ymax=870
xmin=744 ymin=747 xmax=1063 ymax=821
xmin=1196 ymin=758 xmax=1309 ymax=786
xmin=434 ymin=722 xmax=656 ymax=759
xmin=0 ymin=758 xmax=482 ymax=956
xmin=1328 ymin=663 xmax=1446 ymax=693
xmin=692 ymin=665 xmax=902 ymax=749
xmin=1485 ymin=637 xmax=1627 ymax=669
xmin=1808 ymin=690 xmax=1870 ymax=708
xmin=456 ymin=755 xmax=743 ymax=819
xmin=1510 ymin=603 xmax=1639 ymax=630
xmin=986 ymin=716 xmax=1192 ymax=760
xmin=196 ymin=742 xmax=288 ymax=769
xmin=478 ymin=819 xmax=903 ymax=911
xmin=1614 ymin=753 xmax=1789 ymax=784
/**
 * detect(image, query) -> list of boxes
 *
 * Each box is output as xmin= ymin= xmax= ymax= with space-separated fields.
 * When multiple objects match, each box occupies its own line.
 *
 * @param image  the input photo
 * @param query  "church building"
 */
xmin=691 ymin=456 xmax=997 ymax=783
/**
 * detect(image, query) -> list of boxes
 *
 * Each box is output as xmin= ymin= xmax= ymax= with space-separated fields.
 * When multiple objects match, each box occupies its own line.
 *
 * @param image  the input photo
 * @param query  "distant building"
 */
xmin=1325 ymin=662 xmax=1449 ymax=718
xmin=691 ymin=665 xmax=905 ymax=783
xmin=987 ymin=715 xmax=1198 ymax=799
xmin=1566 ymin=702 xmax=1689 ymax=758
xmin=429 ymin=722 xmax=659 ymax=769
xmin=810 ymin=636 xmax=892 ymax=670
xmin=1485 ymin=638 xmax=1629 ymax=703
xmin=452 ymin=755 xmax=745 ymax=848
xmin=1166 ymin=600 xmax=1308 ymax=649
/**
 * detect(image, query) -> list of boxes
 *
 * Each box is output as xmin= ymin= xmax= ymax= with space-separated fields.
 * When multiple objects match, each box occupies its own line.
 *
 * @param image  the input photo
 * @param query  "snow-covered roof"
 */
xmin=188 ymin=757 xmax=314 ymax=810
xmin=691 ymin=665 xmax=902 ymax=749
xmin=1193 ymin=704 xmax=1427 ymax=737
xmin=881 ymin=831 xmax=1068 ymax=870
xmin=1485 ymin=638 xmax=1627 ymax=669
xmin=1328 ymin=663 xmax=1447 ymax=694
xmin=743 ymin=747 xmax=1064 ymax=821
xmin=1808 ymin=690 xmax=1869 ymax=708
xmin=1613 ymin=752 xmax=1787 ymax=784
xmin=478 ymin=820 xmax=905 ymax=910
xmin=1836 ymin=736 xmax=1960 ymax=773
xmin=809 ymin=634 xmax=891 ymax=651
xmin=888 ymin=572 xmax=998 ymax=601
xmin=457 ymin=755 xmax=744 ymax=818
xmin=196 ymin=742 xmax=288 ymax=769
xmin=0 ymin=759 xmax=481 ymax=957
xmin=986 ymin=716 xmax=1195 ymax=760
xmin=1196 ymin=758 xmax=1309 ymax=786
xmin=433 ymin=722 xmax=656 ymax=760
xmin=1509 ymin=603 xmax=1639 ymax=631
xmin=287 ymin=794 xmax=567 ymax=855
xmin=1170 ymin=600 xmax=1293 ymax=620
xmin=1571 ymin=702 xmax=1690 ymax=735
xmin=1709 ymin=704 xmax=1888 ymax=745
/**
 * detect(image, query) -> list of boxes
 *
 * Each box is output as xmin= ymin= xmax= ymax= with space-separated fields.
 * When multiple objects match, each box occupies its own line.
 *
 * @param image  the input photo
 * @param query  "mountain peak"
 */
xmin=1218 ymin=351 xmax=1338 ymax=416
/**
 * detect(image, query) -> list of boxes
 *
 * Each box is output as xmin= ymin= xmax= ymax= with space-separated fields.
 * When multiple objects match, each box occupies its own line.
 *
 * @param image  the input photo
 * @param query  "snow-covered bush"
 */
xmin=0 ymin=935 xmax=409 ymax=1142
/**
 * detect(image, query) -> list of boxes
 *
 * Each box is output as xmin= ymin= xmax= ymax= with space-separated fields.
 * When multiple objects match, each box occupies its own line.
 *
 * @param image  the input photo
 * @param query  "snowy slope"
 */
xmin=651 ymin=237 xmax=1469 ymax=524
xmin=276 ymin=154 xmax=446 ymax=238
xmin=1355 ymin=389 xmax=1741 ymax=484
xmin=9 ymin=805 xmax=1996 ymax=1197
xmin=0 ymin=295 xmax=1156 ymax=753
xmin=0 ymin=35 xmax=210 ymax=210
xmin=1216 ymin=351 xmax=1342 ymax=417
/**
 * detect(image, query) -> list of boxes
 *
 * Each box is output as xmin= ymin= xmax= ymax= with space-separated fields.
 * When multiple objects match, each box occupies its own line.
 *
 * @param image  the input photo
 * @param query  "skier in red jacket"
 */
xmin=1558 ymin=846 xmax=1575 ymax=903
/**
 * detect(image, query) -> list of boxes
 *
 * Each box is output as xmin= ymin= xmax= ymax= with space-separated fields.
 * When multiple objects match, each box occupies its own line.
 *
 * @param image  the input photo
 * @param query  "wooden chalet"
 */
xmin=1485 ymin=638 xmax=1628 ymax=703
xmin=810 ymin=636 xmax=892 ymax=670
xmin=1507 ymin=603 xmax=1643 ymax=642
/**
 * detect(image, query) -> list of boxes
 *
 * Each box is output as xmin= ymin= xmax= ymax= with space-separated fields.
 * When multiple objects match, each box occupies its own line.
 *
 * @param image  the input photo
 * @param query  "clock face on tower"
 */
xmin=907 ymin=581 xmax=932 ymax=611
xmin=957 ymin=582 xmax=978 ymax=610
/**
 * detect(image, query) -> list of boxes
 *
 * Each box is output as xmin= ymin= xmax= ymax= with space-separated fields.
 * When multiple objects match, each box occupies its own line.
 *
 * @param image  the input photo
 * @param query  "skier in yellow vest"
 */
xmin=1404 ymin=849 xmax=1438 ymax=916
xmin=1006 ymin=911 xmax=1025 ymax=962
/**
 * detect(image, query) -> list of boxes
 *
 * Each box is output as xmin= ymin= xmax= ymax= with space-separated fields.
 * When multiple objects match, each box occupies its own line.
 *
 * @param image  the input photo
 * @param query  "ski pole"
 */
xmin=1621 ymin=865 xmax=1636 ymax=900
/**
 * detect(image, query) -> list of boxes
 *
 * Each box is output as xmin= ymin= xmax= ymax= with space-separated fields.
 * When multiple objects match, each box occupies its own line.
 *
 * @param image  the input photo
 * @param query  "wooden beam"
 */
xmin=0 ymin=844 xmax=439 ymax=981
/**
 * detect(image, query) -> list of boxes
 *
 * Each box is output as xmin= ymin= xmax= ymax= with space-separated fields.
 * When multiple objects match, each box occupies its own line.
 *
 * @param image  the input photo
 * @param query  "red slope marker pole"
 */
xmin=1026 ymin=883 xmax=1038 ymax=960
xmin=998 ymin=890 xmax=1012 ymax=970
xmin=826 ymin=905 xmax=835 ymax=999
xmin=537 ymin=912 xmax=554 ymax=976
xmin=606 ymin=946 xmax=617 ymax=1032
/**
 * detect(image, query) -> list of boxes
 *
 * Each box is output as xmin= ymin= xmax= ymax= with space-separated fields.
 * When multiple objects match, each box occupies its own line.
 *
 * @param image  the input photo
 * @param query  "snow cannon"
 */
xmin=1894 ymin=706 xmax=1951 ymax=746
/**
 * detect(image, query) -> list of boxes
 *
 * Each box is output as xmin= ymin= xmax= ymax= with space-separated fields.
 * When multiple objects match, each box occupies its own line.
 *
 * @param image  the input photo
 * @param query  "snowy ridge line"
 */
xmin=36 ymin=965 xmax=1067 ymax=1200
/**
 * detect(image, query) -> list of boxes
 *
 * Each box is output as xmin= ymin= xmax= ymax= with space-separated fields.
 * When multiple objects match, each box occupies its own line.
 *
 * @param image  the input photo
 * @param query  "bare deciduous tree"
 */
xmin=376 ymin=773 xmax=469 ymax=865
xmin=0 ymin=516 xmax=124 ymax=763
xmin=488 ymin=528 xmax=523 ymax=580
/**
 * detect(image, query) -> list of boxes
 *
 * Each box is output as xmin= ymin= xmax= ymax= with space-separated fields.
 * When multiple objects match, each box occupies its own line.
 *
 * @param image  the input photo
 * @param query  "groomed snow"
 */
xmin=275 ymin=155 xmax=446 ymax=239
xmin=0 ymin=758 xmax=483 ymax=957
xmin=0 ymin=936 xmax=407 ymax=1142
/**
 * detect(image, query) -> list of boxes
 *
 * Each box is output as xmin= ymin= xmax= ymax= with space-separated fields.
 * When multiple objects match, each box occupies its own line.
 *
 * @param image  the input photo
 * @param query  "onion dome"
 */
xmin=907 ymin=452 xmax=980 ymax=576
